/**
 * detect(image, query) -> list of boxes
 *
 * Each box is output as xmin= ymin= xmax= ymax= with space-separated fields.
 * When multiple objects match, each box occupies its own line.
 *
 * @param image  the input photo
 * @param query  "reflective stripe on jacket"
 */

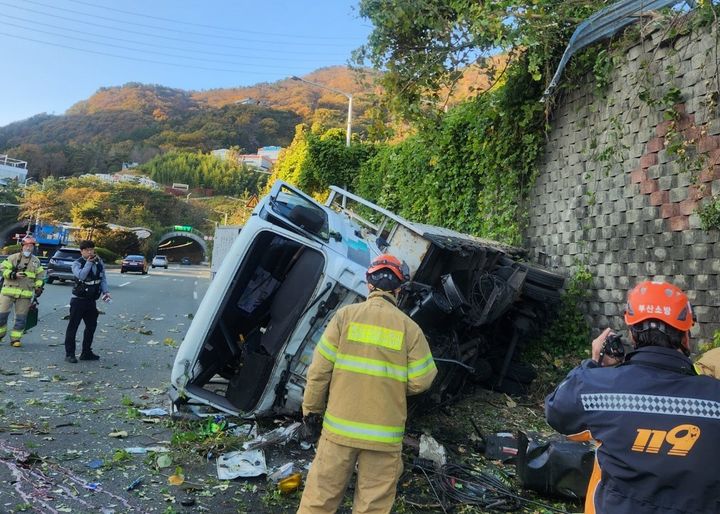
xmin=1 ymin=253 xmax=45 ymax=298
xmin=303 ymin=290 xmax=437 ymax=452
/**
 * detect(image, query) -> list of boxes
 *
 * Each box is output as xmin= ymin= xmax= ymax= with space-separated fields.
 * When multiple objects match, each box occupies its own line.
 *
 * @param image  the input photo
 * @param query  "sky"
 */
xmin=0 ymin=0 xmax=372 ymax=127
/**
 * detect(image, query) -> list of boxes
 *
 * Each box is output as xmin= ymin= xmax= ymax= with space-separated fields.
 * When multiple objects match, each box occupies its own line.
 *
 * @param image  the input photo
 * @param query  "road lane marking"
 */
xmin=119 ymin=281 xmax=131 ymax=287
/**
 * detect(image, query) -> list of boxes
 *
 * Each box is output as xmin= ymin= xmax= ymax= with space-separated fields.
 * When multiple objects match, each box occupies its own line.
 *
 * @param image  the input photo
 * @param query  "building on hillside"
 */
xmin=211 ymin=147 xmax=277 ymax=173
xmin=258 ymin=146 xmax=282 ymax=163
xmin=237 ymin=154 xmax=273 ymax=173
xmin=0 ymin=154 xmax=29 ymax=185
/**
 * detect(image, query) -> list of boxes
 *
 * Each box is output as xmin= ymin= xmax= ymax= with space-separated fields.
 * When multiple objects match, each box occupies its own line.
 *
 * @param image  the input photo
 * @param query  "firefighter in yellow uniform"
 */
xmin=298 ymin=254 xmax=437 ymax=514
xmin=0 ymin=236 xmax=45 ymax=347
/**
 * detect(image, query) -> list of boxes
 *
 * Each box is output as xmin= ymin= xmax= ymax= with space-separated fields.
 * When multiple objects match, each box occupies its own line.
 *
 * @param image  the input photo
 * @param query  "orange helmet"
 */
xmin=624 ymin=281 xmax=694 ymax=332
xmin=367 ymin=254 xmax=409 ymax=283
xmin=21 ymin=235 xmax=37 ymax=245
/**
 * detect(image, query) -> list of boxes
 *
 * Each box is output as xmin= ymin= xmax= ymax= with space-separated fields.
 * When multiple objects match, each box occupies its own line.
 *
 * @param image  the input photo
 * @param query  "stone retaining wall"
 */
xmin=524 ymin=20 xmax=720 ymax=344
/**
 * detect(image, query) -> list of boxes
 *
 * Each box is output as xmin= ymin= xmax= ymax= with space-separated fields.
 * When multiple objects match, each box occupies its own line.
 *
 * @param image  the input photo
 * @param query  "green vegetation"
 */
xmin=525 ymin=265 xmax=594 ymax=392
xmin=17 ymin=176 xmax=213 ymax=253
xmin=140 ymin=150 xmax=267 ymax=196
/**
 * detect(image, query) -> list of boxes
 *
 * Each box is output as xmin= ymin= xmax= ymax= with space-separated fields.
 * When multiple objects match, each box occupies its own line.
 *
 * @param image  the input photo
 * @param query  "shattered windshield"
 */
xmin=270 ymin=184 xmax=329 ymax=241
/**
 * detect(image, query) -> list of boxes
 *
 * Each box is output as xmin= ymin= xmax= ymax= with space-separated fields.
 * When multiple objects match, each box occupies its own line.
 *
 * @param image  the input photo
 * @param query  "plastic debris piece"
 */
xmin=419 ymin=434 xmax=447 ymax=468
xmin=156 ymin=455 xmax=173 ymax=469
xmin=278 ymin=473 xmax=302 ymax=494
xmin=268 ymin=462 xmax=294 ymax=483
xmin=108 ymin=431 xmax=128 ymax=438
xmin=126 ymin=476 xmax=143 ymax=491
xmin=168 ymin=474 xmax=185 ymax=486
xmin=86 ymin=459 xmax=103 ymax=469
xmin=138 ymin=407 xmax=168 ymax=416
xmin=85 ymin=482 xmax=101 ymax=491
xmin=217 ymin=449 xmax=267 ymax=479
xmin=228 ymin=423 xmax=257 ymax=438
xmin=242 ymin=422 xmax=301 ymax=450
xmin=125 ymin=446 xmax=169 ymax=454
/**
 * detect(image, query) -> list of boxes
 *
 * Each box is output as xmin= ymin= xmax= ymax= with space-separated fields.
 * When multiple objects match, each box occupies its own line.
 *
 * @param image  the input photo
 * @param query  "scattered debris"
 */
xmin=268 ymin=462 xmax=295 ymax=483
xmin=126 ymin=476 xmax=144 ymax=491
xmin=419 ymin=434 xmax=447 ymax=468
xmin=516 ymin=431 xmax=593 ymax=500
xmin=85 ymin=482 xmax=101 ymax=491
xmin=86 ymin=459 xmax=104 ymax=469
xmin=108 ymin=430 xmax=128 ymax=438
xmin=168 ymin=473 xmax=185 ymax=486
xmin=138 ymin=407 xmax=168 ymax=416
xmin=277 ymin=473 xmax=302 ymax=494
xmin=217 ymin=449 xmax=267 ymax=479
xmin=242 ymin=422 xmax=301 ymax=451
xmin=125 ymin=446 xmax=170 ymax=454
xmin=156 ymin=454 xmax=173 ymax=469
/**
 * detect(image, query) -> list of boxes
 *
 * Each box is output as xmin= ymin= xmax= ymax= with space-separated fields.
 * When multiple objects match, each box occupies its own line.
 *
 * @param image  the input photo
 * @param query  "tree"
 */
xmin=71 ymin=197 xmax=111 ymax=240
xmin=353 ymin=0 xmax=610 ymax=119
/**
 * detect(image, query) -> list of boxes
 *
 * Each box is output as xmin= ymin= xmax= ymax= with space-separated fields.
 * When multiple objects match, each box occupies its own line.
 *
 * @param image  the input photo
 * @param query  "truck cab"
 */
xmin=170 ymin=181 xmax=563 ymax=417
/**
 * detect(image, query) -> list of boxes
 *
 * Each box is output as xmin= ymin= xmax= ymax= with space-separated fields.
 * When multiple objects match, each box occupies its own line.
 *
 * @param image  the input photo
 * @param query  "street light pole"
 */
xmin=291 ymin=76 xmax=353 ymax=147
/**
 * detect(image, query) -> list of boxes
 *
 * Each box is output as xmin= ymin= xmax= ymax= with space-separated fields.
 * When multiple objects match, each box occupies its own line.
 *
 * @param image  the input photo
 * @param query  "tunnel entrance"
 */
xmin=156 ymin=229 xmax=207 ymax=264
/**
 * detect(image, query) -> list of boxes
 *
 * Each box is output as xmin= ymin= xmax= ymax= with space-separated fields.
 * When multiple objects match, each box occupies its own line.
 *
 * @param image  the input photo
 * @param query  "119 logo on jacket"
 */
xmin=631 ymin=424 xmax=700 ymax=456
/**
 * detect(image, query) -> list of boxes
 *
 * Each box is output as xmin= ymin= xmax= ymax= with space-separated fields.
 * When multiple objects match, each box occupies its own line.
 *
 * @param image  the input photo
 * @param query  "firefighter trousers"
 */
xmin=297 ymin=436 xmax=403 ymax=514
xmin=0 ymin=295 xmax=31 ymax=342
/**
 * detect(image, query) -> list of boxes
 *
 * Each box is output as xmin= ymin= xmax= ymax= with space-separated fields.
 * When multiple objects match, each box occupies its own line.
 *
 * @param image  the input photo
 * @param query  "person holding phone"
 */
xmin=0 ymin=235 xmax=45 ymax=347
xmin=63 ymin=240 xmax=110 ymax=363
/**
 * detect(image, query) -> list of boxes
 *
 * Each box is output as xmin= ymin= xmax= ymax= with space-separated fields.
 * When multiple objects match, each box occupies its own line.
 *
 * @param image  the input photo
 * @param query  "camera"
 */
xmin=600 ymin=333 xmax=626 ymax=363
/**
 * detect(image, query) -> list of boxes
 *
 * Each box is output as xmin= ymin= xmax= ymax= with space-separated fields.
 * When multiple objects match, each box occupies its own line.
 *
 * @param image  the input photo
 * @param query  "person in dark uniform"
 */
xmin=545 ymin=280 xmax=720 ymax=514
xmin=63 ymin=240 xmax=111 ymax=363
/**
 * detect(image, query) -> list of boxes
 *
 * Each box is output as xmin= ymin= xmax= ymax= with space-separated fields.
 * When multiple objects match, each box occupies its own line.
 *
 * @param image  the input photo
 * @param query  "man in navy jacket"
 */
xmin=545 ymin=281 xmax=720 ymax=514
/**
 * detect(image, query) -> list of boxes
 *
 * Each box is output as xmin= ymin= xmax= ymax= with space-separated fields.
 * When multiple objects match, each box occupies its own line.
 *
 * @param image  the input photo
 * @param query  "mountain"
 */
xmin=0 ymin=66 xmax=375 ymax=179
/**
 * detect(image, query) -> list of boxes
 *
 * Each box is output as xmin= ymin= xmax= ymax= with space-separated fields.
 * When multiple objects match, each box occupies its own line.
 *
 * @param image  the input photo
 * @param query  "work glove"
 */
xmin=34 ymin=288 xmax=43 ymax=298
xmin=300 ymin=413 xmax=323 ymax=444
xmin=8 ymin=271 xmax=17 ymax=280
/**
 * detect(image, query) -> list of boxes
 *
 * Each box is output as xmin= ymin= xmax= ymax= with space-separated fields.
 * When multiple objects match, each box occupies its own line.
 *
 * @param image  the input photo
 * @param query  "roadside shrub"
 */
xmin=95 ymin=246 xmax=119 ymax=263
xmin=1 ymin=244 xmax=21 ymax=255
xmin=524 ymin=265 xmax=594 ymax=393
xmin=95 ymin=229 xmax=141 ymax=257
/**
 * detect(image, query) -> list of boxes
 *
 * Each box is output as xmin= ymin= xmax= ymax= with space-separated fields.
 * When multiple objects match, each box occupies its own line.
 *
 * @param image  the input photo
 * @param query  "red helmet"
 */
xmin=21 ymin=235 xmax=37 ymax=245
xmin=367 ymin=254 xmax=409 ymax=283
xmin=624 ymin=281 xmax=694 ymax=332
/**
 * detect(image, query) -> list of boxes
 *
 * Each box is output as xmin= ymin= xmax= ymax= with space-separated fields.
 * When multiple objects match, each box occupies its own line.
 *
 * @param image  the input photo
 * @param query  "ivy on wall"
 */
xmin=357 ymin=63 xmax=546 ymax=245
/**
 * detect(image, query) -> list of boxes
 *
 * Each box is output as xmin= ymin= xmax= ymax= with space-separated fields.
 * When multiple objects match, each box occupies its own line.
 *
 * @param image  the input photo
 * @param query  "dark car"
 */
xmin=47 ymin=247 xmax=82 ymax=284
xmin=180 ymin=257 xmax=192 ymax=265
xmin=121 ymin=255 xmax=148 ymax=274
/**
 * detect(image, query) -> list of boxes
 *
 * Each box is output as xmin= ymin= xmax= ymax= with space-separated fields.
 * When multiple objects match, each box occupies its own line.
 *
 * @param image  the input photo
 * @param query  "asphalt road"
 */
xmin=0 ymin=264 xmax=216 ymax=513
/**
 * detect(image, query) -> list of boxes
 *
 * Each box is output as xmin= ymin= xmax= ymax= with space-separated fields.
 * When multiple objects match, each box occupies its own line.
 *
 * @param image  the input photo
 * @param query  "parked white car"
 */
xmin=151 ymin=255 xmax=168 ymax=269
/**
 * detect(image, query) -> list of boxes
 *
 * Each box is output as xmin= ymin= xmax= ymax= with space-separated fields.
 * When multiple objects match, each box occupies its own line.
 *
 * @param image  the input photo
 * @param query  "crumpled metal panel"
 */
xmin=543 ymin=0 xmax=688 ymax=98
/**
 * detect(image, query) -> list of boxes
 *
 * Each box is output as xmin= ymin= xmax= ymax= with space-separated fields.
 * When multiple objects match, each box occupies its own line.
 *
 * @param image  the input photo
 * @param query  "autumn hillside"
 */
xmin=0 ymin=67 xmax=375 ymax=180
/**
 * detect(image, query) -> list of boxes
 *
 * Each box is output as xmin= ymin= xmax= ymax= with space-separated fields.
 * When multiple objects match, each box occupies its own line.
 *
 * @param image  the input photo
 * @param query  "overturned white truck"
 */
xmin=170 ymin=181 xmax=565 ymax=417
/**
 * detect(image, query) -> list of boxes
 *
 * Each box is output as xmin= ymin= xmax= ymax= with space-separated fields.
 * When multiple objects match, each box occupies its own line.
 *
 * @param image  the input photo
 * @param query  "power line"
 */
xmin=66 ymin=0 xmax=361 ymax=41
xmin=0 ymin=31 xmax=295 ymax=75
xmin=0 ymin=2 xmax=352 ymax=57
xmin=19 ymin=0 xmax=362 ymax=47
xmin=3 ymin=22 xmax=324 ymax=71
xmin=3 ymin=13 xmax=345 ymax=64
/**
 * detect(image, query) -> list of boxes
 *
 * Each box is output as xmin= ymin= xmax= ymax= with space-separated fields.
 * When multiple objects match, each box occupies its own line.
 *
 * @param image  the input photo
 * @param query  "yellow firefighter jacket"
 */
xmin=303 ymin=289 xmax=437 ymax=452
xmin=1 ymin=253 xmax=45 ymax=298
